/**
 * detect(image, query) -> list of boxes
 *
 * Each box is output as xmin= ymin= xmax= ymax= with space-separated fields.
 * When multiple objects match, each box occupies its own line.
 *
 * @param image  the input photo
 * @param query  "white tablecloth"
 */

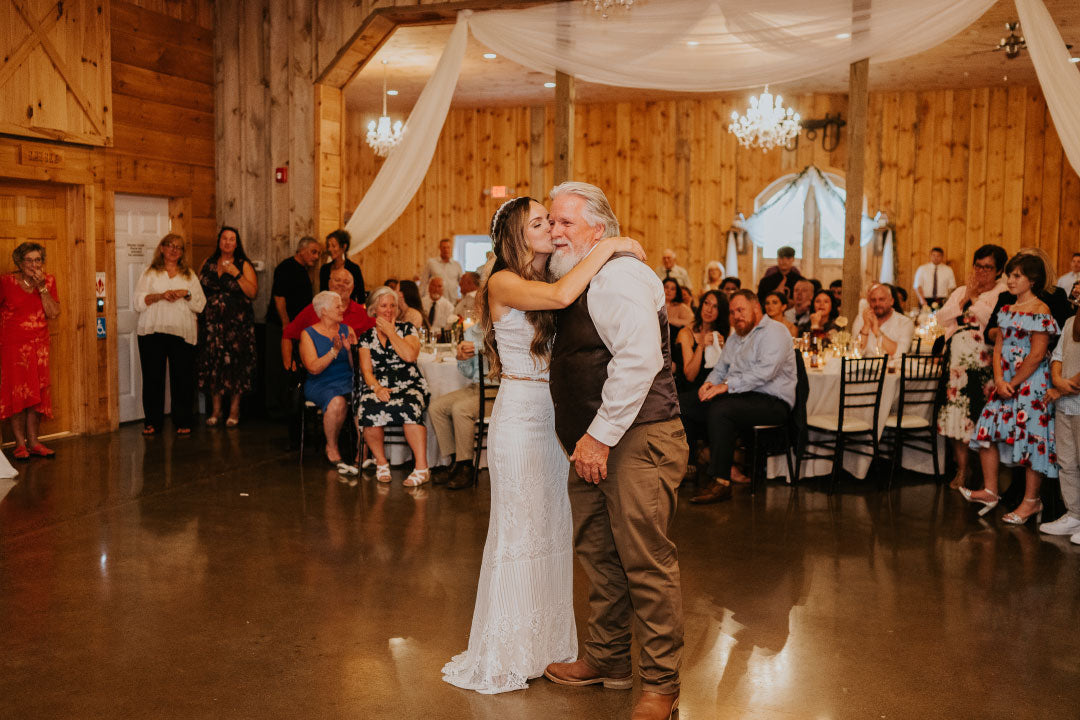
xmin=386 ymin=354 xmax=471 ymax=467
xmin=768 ymin=360 xmax=944 ymax=481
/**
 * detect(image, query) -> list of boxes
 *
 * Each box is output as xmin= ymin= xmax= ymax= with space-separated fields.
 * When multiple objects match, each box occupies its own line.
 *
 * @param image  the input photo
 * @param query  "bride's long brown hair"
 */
xmin=480 ymin=197 xmax=557 ymax=378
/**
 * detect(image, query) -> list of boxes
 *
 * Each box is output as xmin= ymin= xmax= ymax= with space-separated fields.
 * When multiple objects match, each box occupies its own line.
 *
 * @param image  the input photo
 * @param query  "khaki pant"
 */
xmin=429 ymin=384 xmax=488 ymax=461
xmin=567 ymin=418 xmax=688 ymax=695
xmin=1056 ymin=411 xmax=1080 ymax=519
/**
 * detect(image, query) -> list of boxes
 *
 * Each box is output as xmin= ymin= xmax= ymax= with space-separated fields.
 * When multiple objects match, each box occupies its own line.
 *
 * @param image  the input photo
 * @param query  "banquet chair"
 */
xmin=749 ymin=349 xmax=808 ymax=493
xmin=346 ymin=344 xmax=406 ymax=468
xmin=471 ymin=357 xmax=500 ymax=484
xmin=879 ymin=353 xmax=945 ymax=487
xmin=297 ymin=345 xmax=357 ymax=464
xmin=799 ymin=356 xmax=887 ymax=492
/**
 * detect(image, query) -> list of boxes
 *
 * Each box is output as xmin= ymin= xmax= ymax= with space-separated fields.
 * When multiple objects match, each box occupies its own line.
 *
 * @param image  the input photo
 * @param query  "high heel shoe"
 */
xmin=1002 ymin=497 xmax=1043 ymax=525
xmin=959 ymin=487 xmax=999 ymax=517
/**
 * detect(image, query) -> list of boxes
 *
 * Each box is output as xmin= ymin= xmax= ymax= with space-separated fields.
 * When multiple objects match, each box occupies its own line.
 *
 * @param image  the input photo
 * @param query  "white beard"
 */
xmin=549 ymin=244 xmax=588 ymax=279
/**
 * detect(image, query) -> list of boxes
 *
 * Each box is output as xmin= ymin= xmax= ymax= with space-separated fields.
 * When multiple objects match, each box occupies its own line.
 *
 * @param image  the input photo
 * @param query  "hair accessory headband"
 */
xmin=490 ymin=197 xmax=520 ymax=236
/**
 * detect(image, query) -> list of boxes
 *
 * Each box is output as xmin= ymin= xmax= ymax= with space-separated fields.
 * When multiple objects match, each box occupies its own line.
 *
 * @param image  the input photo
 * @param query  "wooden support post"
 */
xmin=841 ymin=58 xmax=869 ymax=322
xmin=554 ymin=71 xmax=575 ymax=185
xmin=529 ymin=105 xmax=546 ymax=199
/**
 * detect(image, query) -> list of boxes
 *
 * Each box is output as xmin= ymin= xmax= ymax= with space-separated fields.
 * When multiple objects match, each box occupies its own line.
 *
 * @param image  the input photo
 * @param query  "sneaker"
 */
xmin=1038 ymin=514 xmax=1080 ymax=536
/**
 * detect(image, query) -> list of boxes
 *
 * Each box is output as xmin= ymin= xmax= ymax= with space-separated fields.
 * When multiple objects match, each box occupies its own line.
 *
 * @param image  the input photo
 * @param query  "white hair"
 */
xmin=366 ymin=285 xmax=397 ymax=316
xmin=312 ymin=290 xmax=341 ymax=318
xmin=295 ymin=236 xmax=319 ymax=253
xmin=549 ymin=181 xmax=620 ymax=238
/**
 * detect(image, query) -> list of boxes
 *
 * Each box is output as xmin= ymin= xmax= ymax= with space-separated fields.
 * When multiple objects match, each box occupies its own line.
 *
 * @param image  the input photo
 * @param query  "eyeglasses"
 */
xmin=21 ymin=256 xmax=44 ymax=264
xmin=163 ymin=243 xmax=184 ymax=251
xmin=972 ymin=262 xmax=997 ymax=271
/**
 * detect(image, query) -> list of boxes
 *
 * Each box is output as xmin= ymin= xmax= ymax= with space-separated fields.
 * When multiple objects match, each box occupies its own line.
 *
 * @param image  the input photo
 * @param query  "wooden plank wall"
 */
xmin=344 ymin=87 xmax=1080 ymax=302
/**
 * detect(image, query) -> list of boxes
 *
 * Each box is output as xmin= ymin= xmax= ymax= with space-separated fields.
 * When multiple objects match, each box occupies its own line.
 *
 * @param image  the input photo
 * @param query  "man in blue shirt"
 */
xmin=684 ymin=289 xmax=797 ymax=504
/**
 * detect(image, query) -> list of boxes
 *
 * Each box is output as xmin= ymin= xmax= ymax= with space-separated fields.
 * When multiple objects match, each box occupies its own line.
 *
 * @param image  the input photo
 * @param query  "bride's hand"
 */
xmin=609 ymin=236 xmax=646 ymax=262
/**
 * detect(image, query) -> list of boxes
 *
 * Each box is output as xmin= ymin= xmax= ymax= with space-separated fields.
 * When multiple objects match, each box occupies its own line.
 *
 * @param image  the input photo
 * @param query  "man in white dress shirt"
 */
xmin=421 ymin=237 xmax=463 ymax=302
xmin=452 ymin=271 xmax=479 ymax=319
xmin=1057 ymin=252 xmax=1080 ymax=294
xmin=421 ymin=277 xmax=454 ymax=332
xmin=913 ymin=247 xmax=956 ymax=308
xmin=654 ymin=248 xmax=693 ymax=292
xmin=853 ymin=283 xmax=915 ymax=359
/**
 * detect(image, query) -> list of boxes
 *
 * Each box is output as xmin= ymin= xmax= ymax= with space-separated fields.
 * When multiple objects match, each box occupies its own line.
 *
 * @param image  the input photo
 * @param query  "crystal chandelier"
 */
xmin=584 ymin=0 xmax=635 ymax=18
xmin=728 ymin=86 xmax=801 ymax=152
xmin=366 ymin=60 xmax=405 ymax=157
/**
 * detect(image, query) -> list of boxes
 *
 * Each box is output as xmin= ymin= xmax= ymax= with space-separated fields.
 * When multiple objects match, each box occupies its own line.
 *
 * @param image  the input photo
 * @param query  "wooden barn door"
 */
xmin=0 ymin=180 xmax=73 ymax=436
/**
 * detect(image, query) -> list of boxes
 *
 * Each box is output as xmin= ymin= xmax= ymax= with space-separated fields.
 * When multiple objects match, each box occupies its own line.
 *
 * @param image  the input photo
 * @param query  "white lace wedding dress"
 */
xmin=441 ymin=308 xmax=578 ymax=694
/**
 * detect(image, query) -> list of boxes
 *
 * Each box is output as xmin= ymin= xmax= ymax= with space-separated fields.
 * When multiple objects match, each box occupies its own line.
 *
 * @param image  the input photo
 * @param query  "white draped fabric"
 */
xmin=725 ymin=230 xmax=740 ymax=281
xmin=1015 ymin=0 xmax=1080 ymax=174
xmin=879 ymin=229 xmax=896 ymax=284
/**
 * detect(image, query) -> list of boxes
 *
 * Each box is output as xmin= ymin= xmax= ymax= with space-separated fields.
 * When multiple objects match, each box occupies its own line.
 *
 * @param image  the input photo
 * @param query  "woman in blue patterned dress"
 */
xmin=355 ymin=285 xmax=430 ymax=486
xmin=964 ymin=253 xmax=1059 ymax=524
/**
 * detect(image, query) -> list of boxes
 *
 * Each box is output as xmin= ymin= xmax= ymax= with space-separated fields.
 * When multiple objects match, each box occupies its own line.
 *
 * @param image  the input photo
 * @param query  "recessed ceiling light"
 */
xmin=835 ymin=32 xmax=851 ymax=39
xmin=386 ymin=89 xmax=398 ymax=96
xmin=483 ymin=52 xmax=497 ymax=59
xmin=1071 ymin=57 xmax=1080 ymax=63
xmin=687 ymin=40 xmax=700 ymax=46
xmin=544 ymin=82 xmax=556 ymax=88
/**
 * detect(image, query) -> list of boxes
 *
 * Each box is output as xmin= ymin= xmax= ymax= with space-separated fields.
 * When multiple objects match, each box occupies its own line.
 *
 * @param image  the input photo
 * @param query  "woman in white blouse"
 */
xmin=133 ymin=233 xmax=207 ymax=435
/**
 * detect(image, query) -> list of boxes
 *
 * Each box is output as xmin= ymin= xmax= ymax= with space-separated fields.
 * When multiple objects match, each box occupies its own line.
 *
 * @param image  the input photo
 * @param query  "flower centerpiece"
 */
xmin=828 ymin=316 xmax=854 ymax=357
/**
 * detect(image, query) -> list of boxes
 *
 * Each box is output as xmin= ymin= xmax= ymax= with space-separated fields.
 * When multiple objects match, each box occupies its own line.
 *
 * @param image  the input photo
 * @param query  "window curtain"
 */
xmin=1015 ymin=0 xmax=1080 ymax=174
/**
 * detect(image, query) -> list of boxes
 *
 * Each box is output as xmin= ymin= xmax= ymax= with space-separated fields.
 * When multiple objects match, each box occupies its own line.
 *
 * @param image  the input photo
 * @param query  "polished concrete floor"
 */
xmin=1 ymin=421 xmax=1078 ymax=720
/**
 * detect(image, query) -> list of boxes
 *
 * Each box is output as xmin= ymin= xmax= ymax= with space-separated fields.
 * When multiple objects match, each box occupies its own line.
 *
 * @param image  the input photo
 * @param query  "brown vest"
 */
xmin=549 ymin=255 xmax=680 ymax=452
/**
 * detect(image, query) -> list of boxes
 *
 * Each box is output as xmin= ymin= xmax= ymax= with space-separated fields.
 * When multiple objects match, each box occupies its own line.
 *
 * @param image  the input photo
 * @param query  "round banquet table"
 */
xmin=385 ymin=352 xmax=472 ymax=467
xmin=767 ymin=357 xmax=945 ymax=481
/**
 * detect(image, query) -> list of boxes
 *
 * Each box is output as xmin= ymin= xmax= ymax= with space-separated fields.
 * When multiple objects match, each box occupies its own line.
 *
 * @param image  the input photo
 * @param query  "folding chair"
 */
xmin=880 ymin=353 xmax=946 ymax=487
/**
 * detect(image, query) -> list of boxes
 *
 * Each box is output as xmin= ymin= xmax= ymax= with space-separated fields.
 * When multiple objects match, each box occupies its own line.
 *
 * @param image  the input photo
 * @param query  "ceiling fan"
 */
xmin=993 ymin=21 xmax=1072 ymax=59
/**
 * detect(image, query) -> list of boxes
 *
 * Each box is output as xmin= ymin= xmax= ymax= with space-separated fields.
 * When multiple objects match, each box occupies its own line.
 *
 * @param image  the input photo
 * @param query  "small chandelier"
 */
xmin=728 ymin=86 xmax=801 ymax=152
xmin=367 ymin=60 xmax=405 ymax=157
xmin=584 ymin=0 xmax=635 ymax=18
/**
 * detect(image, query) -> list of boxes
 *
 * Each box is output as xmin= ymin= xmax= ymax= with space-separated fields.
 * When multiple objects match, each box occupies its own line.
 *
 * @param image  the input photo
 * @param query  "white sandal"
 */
xmin=375 ymin=464 xmax=391 ymax=483
xmin=404 ymin=468 xmax=430 ymax=487
xmin=336 ymin=462 xmax=359 ymax=476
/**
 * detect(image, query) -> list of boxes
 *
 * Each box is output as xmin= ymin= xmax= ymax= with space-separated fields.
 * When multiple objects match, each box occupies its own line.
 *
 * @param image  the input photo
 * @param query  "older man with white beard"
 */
xmin=543 ymin=182 xmax=687 ymax=720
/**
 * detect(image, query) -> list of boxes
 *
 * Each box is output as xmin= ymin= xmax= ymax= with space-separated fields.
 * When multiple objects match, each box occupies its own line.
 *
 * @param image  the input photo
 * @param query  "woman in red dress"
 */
xmin=0 ymin=242 xmax=60 ymax=460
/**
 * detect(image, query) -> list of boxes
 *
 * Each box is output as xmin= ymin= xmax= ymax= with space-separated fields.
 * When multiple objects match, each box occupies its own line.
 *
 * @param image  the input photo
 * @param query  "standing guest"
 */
xmin=384 ymin=278 xmax=399 ymax=291
xmin=764 ymin=291 xmax=799 ymax=337
xmin=685 ymin=290 xmax=797 ymax=504
xmin=757 ymin=245 xmax=803 ymax=301
xmin=397 ymin=279 xmax=426 ymax=331
xmin=197 ymin=226 xmax=258 ymax=427
xmin=853 ymin=283 xmax=915 ymax=358
xmin=829 ymin=279 xmax=843 ymax=305
xmin=422 ymin=277 xmax=455 ymax=332
xmin=913 ymin=246 xmax=956 ymax=308
xmin=271 ymin=236 xmax=320 ymax=326
xmin=985 ymin=248 xmax=1073 ymax=344
xmin=936 ymin=244 xmax=1008 ymax=489
xmin=784 ymin=278 xmax=815 ymax=328
xmin=1057 ymin=252 xmax=1080 ymax=293
xmin=964 ymin=253 xmax=1059 ymax=524
xmin=702 ymin=260 xmax=726 ymax=293
xmin=355 ymin=286 xmax=431 ymax=487
xmin=719 ymin=276 xmax=741 ymax=297
xmin=663 ymin=278 xmax=694 ymax=332
xmin=0 ymin=242 xmax=60 ymax=460
xmin=452 ymin=271 xmax=480 ymax=319
xmin=655 ymin=248 xmax=693 ymax=291
xmin=133 ymin=234 xmax=207 ymax=436
xmin=676 ymin=290 xmax=729 ymax=481
xmin=1041 ymin=296 xmax=1080 ymax=543
xmin=798 ymin=290 xmax=840 ymax=339
xmin=421 ymin=238 xmax=463 ymax=302
xmin=282 ymin=266 xmax=375 ymax=370
xmin=300 ymin=291 xmax=356 ymax=466
xmin=318 ymin=229 xmax=366 ymax=304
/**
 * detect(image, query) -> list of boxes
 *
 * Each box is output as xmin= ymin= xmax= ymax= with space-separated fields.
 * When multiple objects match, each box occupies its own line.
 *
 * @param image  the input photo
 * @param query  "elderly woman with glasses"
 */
xmin=355 ymin=285 xmax=430 ymax=487
xmin=1 ymin=242 xmax=60 ymax=460
xmin=936 ymin=243 xmax=1008 ymax=489
xmin=133 ymin=233 xmax=207 ymax=436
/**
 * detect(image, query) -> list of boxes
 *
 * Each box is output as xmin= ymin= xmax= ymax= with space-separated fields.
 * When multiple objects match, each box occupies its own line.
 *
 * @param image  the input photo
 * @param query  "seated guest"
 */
xmin=684 ymin=290 xmax=797 ymax=504
xmin=702 ymin=260 xmax=726 ymax=293
xmin=829 ymin=279 xmax=842 ymax=305
xmin=422 ymin=277 xmax=454 ymax=332
xmin=299 ymin=291 xmax=356 ymax=465
xmin=429 ymin=296 xmax=491 ymax=490
xmin=319 ymin=229 xmax=366 ymax=304
xmin=853 ymin=283 xmax=914 ymax=358
xmin=664 ymin=277 xmax=694 ymax=331
xmin=784 ymin=278 xmax=815 ymax=328
xmin=384 ymin=277 xmax=399 ymax=291
xmin=356 ymin=286 xmax=431 ymax=487
xmin=655 ymin=248 xmax=693 ymax=291
xmin=676 ymin=290 xmax=730 ymax=482
xmin=757 ymin=245 xmax=802 ymax=300
xmin=282 ymin=266 xmax=375 ymax=370
xmin=763 ymin=291 xmax=798 ymax=337
xmin=1057 ymin=252 xmax=1080 ymax=293
xmin=453 ymin=271 xmax=479 ymax=319
xmin=719 ymin=276 xmax=741 ymax=297
xmin=397 ymin=280 xmax=426 ymax=331
xmin=680 ymin=285 xmax=696 ymax=311
xmin=798 ymin=290 xmax=840 ymax=339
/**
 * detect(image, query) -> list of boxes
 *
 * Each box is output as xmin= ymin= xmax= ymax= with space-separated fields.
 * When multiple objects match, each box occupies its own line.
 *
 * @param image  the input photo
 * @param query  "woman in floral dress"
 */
xmin=964 ymin=253 xmax=1059 ymax=525
xmin=936 ymin=244 xmax=1007 ymax=488
xmin=355 ymin=286 xmax=430 ymax=486
xmin=197 ymin=226 xmax=258 ymax=426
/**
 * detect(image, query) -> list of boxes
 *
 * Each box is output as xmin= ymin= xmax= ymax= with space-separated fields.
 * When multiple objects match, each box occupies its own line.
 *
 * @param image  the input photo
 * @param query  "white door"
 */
xmin=115 ymin=195 xmax=171 ymax=423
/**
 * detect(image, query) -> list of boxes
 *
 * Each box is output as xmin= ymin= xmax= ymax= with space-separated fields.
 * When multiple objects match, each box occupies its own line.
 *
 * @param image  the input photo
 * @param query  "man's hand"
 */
xmin=570 ymin=433 xmax=610 ymax=484
xmin=699 ymin=382 xmax=728 ymax=402
xmin=456 ymin=341 xmax=476 ymax=361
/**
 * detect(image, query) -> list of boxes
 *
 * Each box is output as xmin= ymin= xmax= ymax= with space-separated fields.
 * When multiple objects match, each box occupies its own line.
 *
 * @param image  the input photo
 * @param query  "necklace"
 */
xmin=16 ymin=274 xmax=35 ymax=291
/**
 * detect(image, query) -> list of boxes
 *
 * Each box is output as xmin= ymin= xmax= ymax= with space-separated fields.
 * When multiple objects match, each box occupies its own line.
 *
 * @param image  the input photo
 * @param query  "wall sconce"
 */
xmin=785 ymin=113 xmax=846 ymax=152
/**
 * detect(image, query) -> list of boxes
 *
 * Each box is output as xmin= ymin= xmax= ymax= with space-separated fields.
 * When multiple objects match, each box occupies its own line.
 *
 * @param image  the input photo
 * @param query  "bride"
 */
xmin=441 ymin=196 xmax=644 ymax=694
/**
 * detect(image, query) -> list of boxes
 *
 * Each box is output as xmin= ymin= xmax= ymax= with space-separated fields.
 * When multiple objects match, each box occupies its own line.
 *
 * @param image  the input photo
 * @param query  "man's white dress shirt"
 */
xmin=421 ymin=256 xmax=464 ymax=301
xmin=913 ymin=262 xmax=956 ymax=304
xmin=852 ymin=310 xmax=915 ymax=359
